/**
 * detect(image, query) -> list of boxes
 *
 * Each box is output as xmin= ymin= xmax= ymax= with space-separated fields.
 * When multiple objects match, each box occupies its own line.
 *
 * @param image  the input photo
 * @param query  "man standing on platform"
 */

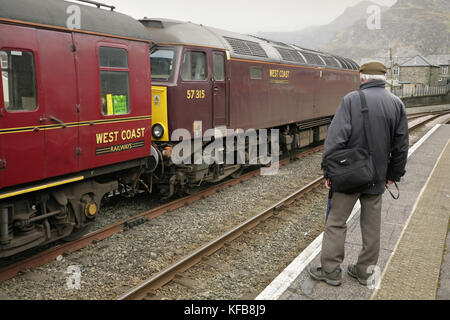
xmin=308 ymin=61 xmax=409 ymax=286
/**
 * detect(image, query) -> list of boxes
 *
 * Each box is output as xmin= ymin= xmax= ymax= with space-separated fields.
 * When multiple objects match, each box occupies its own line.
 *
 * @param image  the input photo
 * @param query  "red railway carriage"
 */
xmin=0 ymin=0 xmax=156 ymax=257
xmin=142 ymin=19 xmax=360 ymax=197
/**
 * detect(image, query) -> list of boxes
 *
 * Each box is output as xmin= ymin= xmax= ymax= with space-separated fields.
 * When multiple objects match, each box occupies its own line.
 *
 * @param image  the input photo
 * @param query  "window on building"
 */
xmin=213 ymin=53 xmax=225 ymax=81
xmin=99 ymin=47 xmax=130 ymax=116
xmin=393 ymin=66 xmax=400 ymax=80
xmin=442 ymin=66 xmax=448 ymax=75
xmin=0 ymin=50 xmax=37 ymax=112
xmin=151 ymin=47 xmax=175 ymax=81
xmin=250 ymin=66 xmax=262 ymax=80
xmin=181 ymin=51 xmax=207 ymax=81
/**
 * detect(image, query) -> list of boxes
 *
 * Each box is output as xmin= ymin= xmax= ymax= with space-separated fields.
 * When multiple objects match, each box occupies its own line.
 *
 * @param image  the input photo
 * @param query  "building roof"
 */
xmin=426 ymin=54 xmax=450 ymax=66
xmin=140 ymin=18 xmax=359 ymax=70
xmin=0 ymin=0 xmax=152 ymax=41
xmin=359 ymin=57 xmax=410 ymax=69
xmin=400 ymin=55 xmax=437 ymax=67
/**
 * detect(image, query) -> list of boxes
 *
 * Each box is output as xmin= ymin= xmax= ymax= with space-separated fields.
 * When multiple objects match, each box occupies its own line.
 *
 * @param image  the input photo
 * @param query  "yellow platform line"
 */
xmin=372 ymin=138 xmax=450 ymax=300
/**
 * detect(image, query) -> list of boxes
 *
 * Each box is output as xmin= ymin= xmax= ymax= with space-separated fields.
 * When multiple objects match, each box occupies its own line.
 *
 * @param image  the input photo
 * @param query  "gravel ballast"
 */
xmin=0 ymin=152 xmax=324 ymax=300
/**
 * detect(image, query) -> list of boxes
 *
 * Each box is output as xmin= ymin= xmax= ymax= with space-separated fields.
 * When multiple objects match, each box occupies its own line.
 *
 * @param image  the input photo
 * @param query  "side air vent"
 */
xmin=275 ymin=47 xmax=306 ymax=64
xmin=320 ymin=55 xmax=341 ymax=68
xmin=140 ymin=19 xmax=164 ymax=28
xmin=301 ymin=52 xmax=325 ymax=66
xmin=223 ymin=37 xmax=268 ymax=58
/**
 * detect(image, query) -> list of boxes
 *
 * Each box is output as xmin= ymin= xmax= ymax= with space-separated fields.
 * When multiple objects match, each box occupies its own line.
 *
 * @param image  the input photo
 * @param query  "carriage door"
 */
xmin=212 ymin=51 xmax=227 ymax=127
xmin=37 ymin=30 xmax=79 ymax=178
xmin=0 ymin=25 xmax=45 ymax=188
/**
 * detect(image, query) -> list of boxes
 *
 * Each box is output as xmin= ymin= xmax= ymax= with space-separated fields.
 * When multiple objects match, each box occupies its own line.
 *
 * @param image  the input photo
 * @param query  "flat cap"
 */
xmin=359 ymin=60 xmax=387 ymax=75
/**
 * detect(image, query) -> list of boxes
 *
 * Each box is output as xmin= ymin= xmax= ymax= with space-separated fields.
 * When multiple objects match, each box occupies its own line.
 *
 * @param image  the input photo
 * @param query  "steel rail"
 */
xmin=118 ymin=176 xmax=324 ymax=300
xmin=408 ymin=111 xmax=450 ymax=131
xmin=0 ymin=146 xmax=323 ymax=283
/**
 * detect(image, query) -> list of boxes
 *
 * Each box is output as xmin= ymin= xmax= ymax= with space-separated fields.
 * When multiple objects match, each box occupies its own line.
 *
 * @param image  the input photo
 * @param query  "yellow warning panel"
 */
xmin=106 ymin=94 xmax=114 ymax=116
xmin=151 ymin=86 xmax=169 ymax=141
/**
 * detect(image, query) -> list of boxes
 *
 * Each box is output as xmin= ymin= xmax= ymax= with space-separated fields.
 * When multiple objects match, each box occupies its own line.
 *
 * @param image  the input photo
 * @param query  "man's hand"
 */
xmin=386 ymin=180 xmax=394 ymax=188
xmin=325 ymin=179 xmax=331 ymax=190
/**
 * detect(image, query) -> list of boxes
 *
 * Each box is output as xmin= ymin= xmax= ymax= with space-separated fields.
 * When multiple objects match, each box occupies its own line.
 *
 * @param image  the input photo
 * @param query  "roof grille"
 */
xmin=275 ymin=47 xmax=306 ymax=64
xmin=223 ymin=37 xmax=268 ymax=58
xmin=301 ymin=52 xmax=325 ymax=66
xmin=320 ymin=55 xmax=341 ymax=68
xmin=347 ymin=59 xmax=360 ymax=70
xmin=335 ymin=57 xmax=351 ymax=69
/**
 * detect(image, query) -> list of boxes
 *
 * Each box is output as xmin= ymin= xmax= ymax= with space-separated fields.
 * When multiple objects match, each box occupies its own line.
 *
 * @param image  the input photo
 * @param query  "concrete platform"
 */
xmin=256 ymin=124 xmax=450 ymax=300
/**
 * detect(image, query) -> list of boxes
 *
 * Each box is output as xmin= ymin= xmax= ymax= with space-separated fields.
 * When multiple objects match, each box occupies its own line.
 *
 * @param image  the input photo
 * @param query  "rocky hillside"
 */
xmin=256 ymin=0 xmax=450 ymax=62
xmin=324 ymin=0 xmax=450 ymax=60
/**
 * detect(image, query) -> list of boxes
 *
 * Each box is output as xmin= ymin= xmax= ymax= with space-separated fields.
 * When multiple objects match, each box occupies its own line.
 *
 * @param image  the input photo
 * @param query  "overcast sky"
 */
xmin=94 ymin=0 xmax=397 ymax=34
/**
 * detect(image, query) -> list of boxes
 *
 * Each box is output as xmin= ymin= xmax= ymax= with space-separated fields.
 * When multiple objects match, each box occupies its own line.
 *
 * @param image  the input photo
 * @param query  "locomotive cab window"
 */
xmin=181 ymin=51 xmax=207 ymax=81
xmin=0 ymin=50 xmax=37 ymax=111
xmin=151 ymin=47 xmax=174 ymax=81
xmin=213 ymin=53 xmax=225 ymax=81
xmin=99 ymin=47 xmax=130 ymax=116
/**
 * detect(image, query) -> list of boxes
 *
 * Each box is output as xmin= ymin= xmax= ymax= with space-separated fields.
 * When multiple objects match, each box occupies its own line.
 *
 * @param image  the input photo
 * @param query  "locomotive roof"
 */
xmin=140 ymin=18 xmax=359 ymax=71
xmin=0 ymin=0 xmax=152 ymax=41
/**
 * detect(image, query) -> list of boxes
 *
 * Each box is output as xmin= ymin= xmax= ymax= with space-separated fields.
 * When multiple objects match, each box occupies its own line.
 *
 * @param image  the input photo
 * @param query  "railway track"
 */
xmin=118 ymin=176 xmax=325 ymax=300
xmin=0 ymin=146 xmax=323 ymax=283
xmin=0 ymin=109 xmax=447 ymax=288
xmin=117 ymin=110 xmax=450 ymax=300
xmin=406 ymin=110 xmax=448 ymax=121
xmin=408 ymin=111 xmax=450 ymax=131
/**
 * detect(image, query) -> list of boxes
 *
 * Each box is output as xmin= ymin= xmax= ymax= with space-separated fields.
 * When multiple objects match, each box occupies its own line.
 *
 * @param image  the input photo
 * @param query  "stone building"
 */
xmin=426 ymin=54 xmax=450 ymax=85
xmin=395 ymin=55 xmax=441 ymax=87
xmin=361 ymin=54 xmax=450 ymax=87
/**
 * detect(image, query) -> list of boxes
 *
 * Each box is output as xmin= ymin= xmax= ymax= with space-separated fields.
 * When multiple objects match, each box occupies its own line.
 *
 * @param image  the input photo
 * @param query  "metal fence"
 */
xmin=392 ymin=84 xmax=450 ymax=98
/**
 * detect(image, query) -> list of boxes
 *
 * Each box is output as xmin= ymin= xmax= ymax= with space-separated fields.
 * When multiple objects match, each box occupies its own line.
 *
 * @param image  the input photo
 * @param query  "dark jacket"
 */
xmin=322 ymin=80 xmax=409 ymax=194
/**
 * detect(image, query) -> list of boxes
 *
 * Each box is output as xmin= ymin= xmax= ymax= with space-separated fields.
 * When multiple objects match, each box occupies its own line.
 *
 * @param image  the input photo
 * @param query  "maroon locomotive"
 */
xmin=0 ymin=0 xmax=157 ymax=257
xmin=143 ymin=19 xmax=360 ymax=198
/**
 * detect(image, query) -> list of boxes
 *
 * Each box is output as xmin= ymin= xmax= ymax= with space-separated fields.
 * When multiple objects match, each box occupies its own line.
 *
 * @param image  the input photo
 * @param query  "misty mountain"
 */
xmin=256 ymin=0 xmax=450 ymax=62
xmin=256 ymin=1 xmax=389 ymax=50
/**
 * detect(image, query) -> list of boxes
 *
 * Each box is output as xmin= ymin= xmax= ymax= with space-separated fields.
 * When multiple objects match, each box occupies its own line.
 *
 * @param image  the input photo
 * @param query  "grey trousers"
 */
xmin=321 ymin=192 xmax=382 ymax=277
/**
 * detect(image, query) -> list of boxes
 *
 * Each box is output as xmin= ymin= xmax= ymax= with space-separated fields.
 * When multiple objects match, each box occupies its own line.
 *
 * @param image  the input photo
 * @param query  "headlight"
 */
xmin=152 ymin=124 xmax=164 ymax=139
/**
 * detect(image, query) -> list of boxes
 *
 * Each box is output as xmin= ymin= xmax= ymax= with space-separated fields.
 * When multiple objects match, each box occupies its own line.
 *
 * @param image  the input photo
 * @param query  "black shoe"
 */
xmin=347 ymin=264 xmax=370 ymax=286
xmin=308 ymin=266 xmax=342 ymax=286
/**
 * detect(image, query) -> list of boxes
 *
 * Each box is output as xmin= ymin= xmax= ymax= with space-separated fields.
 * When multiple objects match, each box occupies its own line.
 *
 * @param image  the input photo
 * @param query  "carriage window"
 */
xmin=99 ymin=47 xmax=130 ymax=116
xmin=0 ymin=50 xmax=37 ymax=111
xmin=151 ymin=47 xmax=174 ymax=81
xmin=181 ymin=51 xmax=206 ymax=81
xmin=250 ymin=66 xmax=262 ymax=80
xmin=213 ymin=53 xmax=225 ymax=81
xmin=99 ymin=47 xmax=128 ymax=68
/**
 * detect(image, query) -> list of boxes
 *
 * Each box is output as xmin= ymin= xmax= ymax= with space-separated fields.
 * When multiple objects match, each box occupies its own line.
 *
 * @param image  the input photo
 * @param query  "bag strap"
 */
xmin=386 ymin=182 xmax=400 ymax=200
xmin=358 ymin=90 xmax=380 ymax=186
xmin=357 ymin=90 xmax=373 ymax=154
